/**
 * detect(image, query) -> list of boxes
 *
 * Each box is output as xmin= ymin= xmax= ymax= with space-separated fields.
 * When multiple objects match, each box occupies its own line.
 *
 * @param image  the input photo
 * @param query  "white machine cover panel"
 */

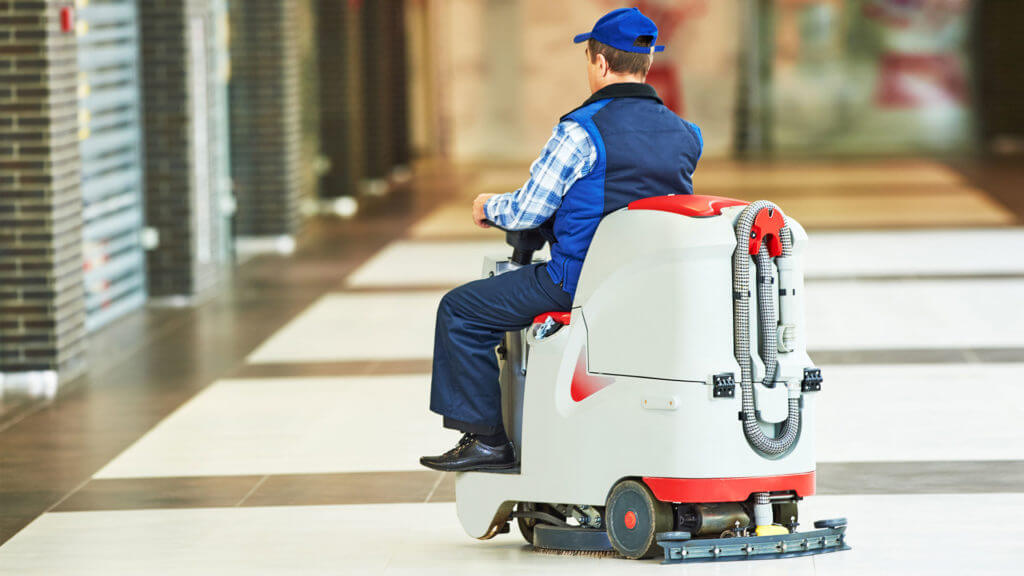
xmin=576 ymin=209 xmax=743 ymax=382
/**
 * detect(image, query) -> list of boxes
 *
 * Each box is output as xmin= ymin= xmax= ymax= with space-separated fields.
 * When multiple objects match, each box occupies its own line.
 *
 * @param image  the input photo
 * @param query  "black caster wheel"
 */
xmin=516 ymin=502 xmax=565 ymax=545
xmin=605 ymin=479 xmax=673 ymax=559
xmin=814 ymin=518 xmax=848 ymax=529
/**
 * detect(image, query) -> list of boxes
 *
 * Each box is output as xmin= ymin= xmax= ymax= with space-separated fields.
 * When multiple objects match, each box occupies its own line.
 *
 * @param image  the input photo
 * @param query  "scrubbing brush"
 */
xmin=531 ymin=546 xmax=620 ymax=559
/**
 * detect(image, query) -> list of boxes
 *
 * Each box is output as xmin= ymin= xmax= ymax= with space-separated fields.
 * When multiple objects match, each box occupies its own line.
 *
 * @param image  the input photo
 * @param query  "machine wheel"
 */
xmin=516 ymin=502 xmax=564 ymax=545
xmin=605 ymin=479 xmax=674 ymax=559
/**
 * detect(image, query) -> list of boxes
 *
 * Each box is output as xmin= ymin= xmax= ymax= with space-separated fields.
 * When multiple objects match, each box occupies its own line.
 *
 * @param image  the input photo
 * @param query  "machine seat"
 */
xmin=628 ymin=194 xmax=748 ymax=217
xmin=533 ymin=311 xmax=571 ymax=325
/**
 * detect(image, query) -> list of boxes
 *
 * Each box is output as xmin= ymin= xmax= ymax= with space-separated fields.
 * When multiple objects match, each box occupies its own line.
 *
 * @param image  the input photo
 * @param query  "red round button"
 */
xmin=624 ymin=510 xmax=637 ymax=530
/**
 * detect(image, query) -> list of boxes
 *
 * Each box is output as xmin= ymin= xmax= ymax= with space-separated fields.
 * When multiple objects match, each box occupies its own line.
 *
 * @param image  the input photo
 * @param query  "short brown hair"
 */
xmin=587 ymin=37 xmax=654 ymax=77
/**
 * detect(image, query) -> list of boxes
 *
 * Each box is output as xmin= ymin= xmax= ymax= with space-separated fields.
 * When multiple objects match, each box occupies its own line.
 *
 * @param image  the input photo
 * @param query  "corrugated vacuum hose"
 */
xmin=732 ymin=201 xmax=801 ymax=458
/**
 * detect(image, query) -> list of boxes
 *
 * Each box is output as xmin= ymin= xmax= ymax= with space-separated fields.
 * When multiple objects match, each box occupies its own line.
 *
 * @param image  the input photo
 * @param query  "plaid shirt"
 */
xmin=484 ymin=120 xmax=596 ymax=230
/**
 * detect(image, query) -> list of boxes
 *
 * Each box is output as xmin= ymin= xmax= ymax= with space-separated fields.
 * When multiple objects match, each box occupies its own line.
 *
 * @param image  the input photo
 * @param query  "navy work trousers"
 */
xmin=430 ymin=263 xmax=573 ymax=435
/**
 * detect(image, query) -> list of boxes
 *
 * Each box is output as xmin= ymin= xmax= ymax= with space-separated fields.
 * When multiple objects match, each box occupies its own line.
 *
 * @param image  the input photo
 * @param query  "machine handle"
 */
xmin=483 ymin=219 xmax=547 ymax=266
xmin=481 ymin=219 xmax=509 ymax=232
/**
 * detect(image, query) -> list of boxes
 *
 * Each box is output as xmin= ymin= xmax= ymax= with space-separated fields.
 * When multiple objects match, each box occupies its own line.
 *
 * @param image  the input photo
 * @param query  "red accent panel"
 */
xmin=642 ymin=472 xmax=816 ymax=503
xmin=628 ymin=195 xmax=748 ymax=218
xmin=570 ymin=351 xmax=614 ymax=402
xmin=533 ymin=311 xmax=571 ymax=325
xmin=60 ymin=7 xmax=74 ymax=33
xmin=749 ymin=207 xmax=785 ymax=257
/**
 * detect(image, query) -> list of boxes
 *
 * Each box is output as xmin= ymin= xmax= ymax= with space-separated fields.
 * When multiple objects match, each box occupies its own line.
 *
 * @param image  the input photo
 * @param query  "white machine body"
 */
xmin=457 ymin=199 xmax=817 ymax=539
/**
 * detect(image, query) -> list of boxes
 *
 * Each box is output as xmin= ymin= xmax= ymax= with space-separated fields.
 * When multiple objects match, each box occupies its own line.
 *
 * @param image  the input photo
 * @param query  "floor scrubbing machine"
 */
xmin=462 ymin=194 xmax=850 ymax=563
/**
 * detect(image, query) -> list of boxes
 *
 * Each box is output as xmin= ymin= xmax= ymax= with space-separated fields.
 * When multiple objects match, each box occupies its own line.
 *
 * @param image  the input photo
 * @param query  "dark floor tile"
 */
xmin=241 ymin=471 xmax=443 ymax=507
xmin=53 ymin=476 xmax=265 ymax=512
xmin=974 ymin=348 xmax=1024 ymax=363
xmin=811 ymin=272 xmax=1024 ymax=283
xmin=428 ymin=472 xmax=456 ymax=503
xmin=232 ymin=358 xmax=433 ymax=379
xmin=811 ymin=349 xmax=974 ymax=365
xmin=947 ymin=157 xmax=1024 ymax=224
xmin=817 ymin=461 xmax=1024 ymax=495
xmin=0 ymin=396 xmax=45 ymax=433
xmin=0 ymin=490 xmax=69 ymax=516
xmin=0 ymin=515 xmax=37 ymax=543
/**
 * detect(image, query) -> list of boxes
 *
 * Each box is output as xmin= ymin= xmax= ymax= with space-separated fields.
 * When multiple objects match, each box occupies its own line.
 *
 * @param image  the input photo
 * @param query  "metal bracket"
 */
xmin=712 ymin=373 xmax=735 ymax=398
xmin=801 ymin=368 xmax=822 ymax=393
xmin=737 ymin=410 xmax=762 ymax=421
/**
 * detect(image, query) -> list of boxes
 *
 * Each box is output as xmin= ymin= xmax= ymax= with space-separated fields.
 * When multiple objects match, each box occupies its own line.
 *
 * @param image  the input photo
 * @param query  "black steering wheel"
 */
xmin=483 ymin=220 xmax=547 ymax=266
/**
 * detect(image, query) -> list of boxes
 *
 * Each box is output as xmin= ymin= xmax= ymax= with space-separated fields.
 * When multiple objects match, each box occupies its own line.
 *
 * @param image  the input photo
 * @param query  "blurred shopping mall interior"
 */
xmin=0 ymin=0 xmax=1023 ymax=573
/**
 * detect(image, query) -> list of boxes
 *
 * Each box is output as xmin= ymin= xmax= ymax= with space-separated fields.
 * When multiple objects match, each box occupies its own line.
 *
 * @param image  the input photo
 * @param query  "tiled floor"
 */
xmin=1 ymin=496 xmax=1022 ymax=575
xmin=1 ymin=157 xmax=1023 ymax=574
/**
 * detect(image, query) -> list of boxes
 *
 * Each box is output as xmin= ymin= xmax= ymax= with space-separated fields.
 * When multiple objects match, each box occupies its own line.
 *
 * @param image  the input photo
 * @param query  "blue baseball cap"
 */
xmin=573 ymin=8 xmax=665 ymax=54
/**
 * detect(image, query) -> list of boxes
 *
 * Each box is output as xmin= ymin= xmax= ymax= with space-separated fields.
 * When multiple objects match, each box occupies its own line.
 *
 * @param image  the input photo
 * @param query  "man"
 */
xmin=421 ymin=7 xmax=703 ymax=472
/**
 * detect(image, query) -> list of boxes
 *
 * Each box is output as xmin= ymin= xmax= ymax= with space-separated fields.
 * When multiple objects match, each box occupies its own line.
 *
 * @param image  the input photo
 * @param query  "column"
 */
xmin=0 ymin=1 xmax=86 ymax=390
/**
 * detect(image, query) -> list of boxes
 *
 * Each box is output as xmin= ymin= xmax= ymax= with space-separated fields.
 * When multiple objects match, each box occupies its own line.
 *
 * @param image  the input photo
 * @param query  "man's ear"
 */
xmin=596 ymin=53 xmax=609 ymax=77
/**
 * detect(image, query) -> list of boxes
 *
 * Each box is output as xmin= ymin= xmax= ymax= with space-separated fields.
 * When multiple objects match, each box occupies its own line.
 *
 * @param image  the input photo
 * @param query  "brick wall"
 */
xmin=0 ymin=0 xmax=86 ymax=381
xmin=138 ymin=0 xmax=229 ymax=297
xmin=229 ymin=0 xmax=303 ymax=238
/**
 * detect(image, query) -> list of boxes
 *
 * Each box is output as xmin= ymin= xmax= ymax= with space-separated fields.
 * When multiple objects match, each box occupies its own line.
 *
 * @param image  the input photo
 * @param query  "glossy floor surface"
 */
xmin=1 ymin=158 xmax=1023 ymax=573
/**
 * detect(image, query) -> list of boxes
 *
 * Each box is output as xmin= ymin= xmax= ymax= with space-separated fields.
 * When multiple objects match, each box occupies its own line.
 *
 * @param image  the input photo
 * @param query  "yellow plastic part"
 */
xmin=755 ymin=524 xmax=790 ymax=537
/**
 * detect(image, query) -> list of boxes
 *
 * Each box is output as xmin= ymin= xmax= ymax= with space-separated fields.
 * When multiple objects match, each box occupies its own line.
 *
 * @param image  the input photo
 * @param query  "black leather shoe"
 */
xmin=420 ymin=434 xmax=517 ymax=472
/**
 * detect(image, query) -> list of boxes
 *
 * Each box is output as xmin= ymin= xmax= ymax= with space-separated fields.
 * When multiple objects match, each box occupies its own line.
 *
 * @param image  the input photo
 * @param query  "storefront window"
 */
xmin=769 ymin=0 xmax=974 ymax=154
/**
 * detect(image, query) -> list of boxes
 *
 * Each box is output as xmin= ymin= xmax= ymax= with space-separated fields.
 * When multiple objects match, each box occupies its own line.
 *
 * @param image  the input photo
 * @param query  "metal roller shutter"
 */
xmin=77 ymin=0 xmax=147 ymax=331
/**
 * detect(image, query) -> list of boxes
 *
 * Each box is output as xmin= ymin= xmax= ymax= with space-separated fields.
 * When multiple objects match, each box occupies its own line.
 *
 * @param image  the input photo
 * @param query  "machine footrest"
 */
xmin=657 ymin=523 xmax=850 ymax=564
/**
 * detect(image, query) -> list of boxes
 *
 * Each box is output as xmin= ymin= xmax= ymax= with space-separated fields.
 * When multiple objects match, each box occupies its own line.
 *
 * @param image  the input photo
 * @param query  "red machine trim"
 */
xmin=749 ymin=206 xmax=785 ymax=257
xmin=533 ymin=311 xmax=572 ymax=325
xmin=570 ymin=351 xmax=614 ymax=402
xmin=642 ymin=472 xmax=816 ymax=503
xmin=627 ymin=194 xmax=749 ymax=218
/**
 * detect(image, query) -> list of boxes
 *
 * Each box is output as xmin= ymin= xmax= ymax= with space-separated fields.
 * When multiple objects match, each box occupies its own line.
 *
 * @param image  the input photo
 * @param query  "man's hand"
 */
xmin=472 ymin=194 xmax=496 ymax=229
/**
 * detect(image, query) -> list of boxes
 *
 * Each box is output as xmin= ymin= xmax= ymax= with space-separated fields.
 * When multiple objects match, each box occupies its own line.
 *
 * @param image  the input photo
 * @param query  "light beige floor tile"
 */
xmin=246 ymin=291 xmax=445 ymax=364
xmin=408 ymin=202 xmax=497 ymax=239
xmin=815 ymin=363 xmax=1024 ymax=462
xmin=806 ymin=278 xmax=1024 ymax=350
xmin=347 ymin=240 xmax=548 ymax=288
xmin=95 ymin=375 xmax=459 ymax=479
xmin=805 ymin=228 xmax=1024 ymax=277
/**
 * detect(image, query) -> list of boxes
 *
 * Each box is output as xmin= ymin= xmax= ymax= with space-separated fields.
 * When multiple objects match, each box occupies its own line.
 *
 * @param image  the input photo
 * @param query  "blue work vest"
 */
xmin=543 ymin=83 xmax=703 ymax=296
